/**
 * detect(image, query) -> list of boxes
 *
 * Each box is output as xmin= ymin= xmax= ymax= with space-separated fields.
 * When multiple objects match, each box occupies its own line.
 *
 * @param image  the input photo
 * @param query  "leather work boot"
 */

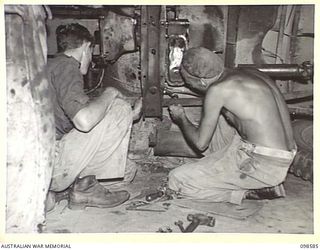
xmin=244 ymin=184 xmax=286 ymax=200
xmin=68 ymin=175 xmax=130 ymax=210
xmin=45 ymin=189 xmax=70 ymax=213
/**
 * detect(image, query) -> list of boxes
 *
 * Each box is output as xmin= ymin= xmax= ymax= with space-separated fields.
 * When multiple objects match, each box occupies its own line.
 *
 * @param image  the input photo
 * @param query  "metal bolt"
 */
xmin=149 ymin=86 xmax=158 ymax=94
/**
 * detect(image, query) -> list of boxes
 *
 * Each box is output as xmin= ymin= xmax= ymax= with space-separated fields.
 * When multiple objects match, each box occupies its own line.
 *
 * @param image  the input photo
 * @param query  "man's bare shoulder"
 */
xmin=205 ymin=80 xmax=231 ymax=106
xmin=207 ymin=71 xmax=244 ymax=97
xmin=218 ymin=69 xmax=272 ymax=93
xmin=220 ymin=69 xmax=254 ymax=84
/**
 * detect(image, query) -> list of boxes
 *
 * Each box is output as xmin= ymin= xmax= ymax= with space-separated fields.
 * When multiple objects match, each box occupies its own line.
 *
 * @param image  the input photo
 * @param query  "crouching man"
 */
xmin=168 ymin=47 xmax=296 ymax=205
xmin=46 ymin=23 xmax=142 ymax=211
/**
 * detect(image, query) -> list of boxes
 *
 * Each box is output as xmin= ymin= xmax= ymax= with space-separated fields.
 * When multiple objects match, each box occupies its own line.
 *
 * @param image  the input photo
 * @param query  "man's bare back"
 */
xmin=212 ymin=68 xmax=290 ymax=151
xmin=169 ymin=47 xmax=294 ymax=154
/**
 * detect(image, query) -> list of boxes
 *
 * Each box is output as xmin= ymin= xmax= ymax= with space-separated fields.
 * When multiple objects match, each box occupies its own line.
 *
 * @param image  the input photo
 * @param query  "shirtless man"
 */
xmin=168 ymin=47 xmax=296 ymax=204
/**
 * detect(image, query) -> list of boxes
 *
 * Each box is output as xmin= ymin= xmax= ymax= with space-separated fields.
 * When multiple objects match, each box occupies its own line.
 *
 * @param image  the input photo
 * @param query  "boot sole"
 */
xmin=68 ymin=197 xmax=130 ymax=210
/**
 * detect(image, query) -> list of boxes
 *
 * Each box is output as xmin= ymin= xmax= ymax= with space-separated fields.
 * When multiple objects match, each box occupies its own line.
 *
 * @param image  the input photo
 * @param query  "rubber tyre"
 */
xmin=289 ymin=119 xmax=313 ymax=182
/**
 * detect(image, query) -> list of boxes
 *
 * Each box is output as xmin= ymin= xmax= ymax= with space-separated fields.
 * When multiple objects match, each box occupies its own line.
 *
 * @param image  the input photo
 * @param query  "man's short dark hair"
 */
xmin=56 ymin=23 xmax=94 ymax=53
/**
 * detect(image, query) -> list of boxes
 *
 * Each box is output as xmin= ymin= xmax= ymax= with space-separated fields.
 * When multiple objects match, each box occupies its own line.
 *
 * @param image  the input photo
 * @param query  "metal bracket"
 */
xmin=140 ymin=6 xmax=165 ymax=118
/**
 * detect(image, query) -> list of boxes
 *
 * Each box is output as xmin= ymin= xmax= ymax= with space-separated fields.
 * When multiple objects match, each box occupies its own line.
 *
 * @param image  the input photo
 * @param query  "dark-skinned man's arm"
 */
xmin=169 ymin=85 xmax=224 ymax=152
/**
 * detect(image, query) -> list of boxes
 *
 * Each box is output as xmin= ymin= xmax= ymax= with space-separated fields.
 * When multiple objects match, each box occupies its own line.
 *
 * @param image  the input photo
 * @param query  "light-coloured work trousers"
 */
xmin=50 ymin=98 xmax=132 ymax=191
xmin=168 ymin=116 xmax=296 ymax=205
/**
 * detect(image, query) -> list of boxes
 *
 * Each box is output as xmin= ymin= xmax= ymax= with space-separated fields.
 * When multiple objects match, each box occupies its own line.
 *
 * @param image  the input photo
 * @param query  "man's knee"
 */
xmin=268 ymin=174 xmax=286 ymax=187
xmin=113 ymin=98 xmax=132 ymax=114
xmin=168 ymin=167 xmax=185 ymax=190
xmin=101 ymin=98 xmax=133 ymax=129
xmin=50 ymin=174 xmax=74 ymax=192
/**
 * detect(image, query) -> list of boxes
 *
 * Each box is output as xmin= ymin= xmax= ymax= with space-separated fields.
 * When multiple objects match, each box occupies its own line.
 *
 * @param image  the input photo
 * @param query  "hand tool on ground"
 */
xmin=174 ymin=220 xmax=186 ymax=232
xmin=145 ymin=190 xmax=165 ymax=202
xmin=156 ymin=226 xmax=173 ymax=233
xmin=145 ymin=186 xmax=178 ymax=202
xmin=175 ymin=213 xmax=215 ymax=232
xmin=126 ymin=200 xmax=166 ymax=212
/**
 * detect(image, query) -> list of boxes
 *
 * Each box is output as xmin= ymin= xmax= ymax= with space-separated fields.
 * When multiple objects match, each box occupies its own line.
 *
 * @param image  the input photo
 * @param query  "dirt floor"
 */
xmin=44 ymin=158 xmax=313 ymax=234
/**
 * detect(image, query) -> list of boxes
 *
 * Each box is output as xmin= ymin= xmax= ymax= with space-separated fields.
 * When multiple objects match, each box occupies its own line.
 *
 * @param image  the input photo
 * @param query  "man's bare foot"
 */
xmin=132 ymin=97 xmax=143 ymax=122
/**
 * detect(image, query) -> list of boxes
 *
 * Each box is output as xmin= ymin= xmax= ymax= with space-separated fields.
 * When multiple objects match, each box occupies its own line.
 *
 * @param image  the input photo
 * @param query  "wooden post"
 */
xmin=6 ymin=5 xmax=55 ymax=233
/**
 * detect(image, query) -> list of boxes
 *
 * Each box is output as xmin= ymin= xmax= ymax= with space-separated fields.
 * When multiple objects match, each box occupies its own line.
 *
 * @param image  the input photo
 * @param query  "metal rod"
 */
xmin=162 ymin=89 xmax=312 ymax=107
xmin=237 ymin=63 xmax=310 ymax=79
xmin=163 ymin=98 xmax=203 ymax=107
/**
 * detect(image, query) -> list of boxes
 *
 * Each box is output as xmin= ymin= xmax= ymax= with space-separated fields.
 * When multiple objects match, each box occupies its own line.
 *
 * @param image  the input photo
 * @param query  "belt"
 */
xmin=240 ymin=140 xmax=297 ymax=160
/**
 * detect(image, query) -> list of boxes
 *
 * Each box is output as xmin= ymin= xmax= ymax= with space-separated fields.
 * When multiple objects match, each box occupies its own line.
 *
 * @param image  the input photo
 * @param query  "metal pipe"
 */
xmin=237 ymin=63 xmax=313 ymax=80
xmin=163 ymin=98 xmax=203 ymax=107
xmin=162 ymin=89 xmax=312 ymax=107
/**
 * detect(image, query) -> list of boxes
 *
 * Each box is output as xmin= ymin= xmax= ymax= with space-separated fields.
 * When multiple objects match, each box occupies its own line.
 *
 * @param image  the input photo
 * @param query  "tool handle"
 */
xmin=146 ymin=191 xmax=164 ymax=202
xmin=184 ymin=218 xmax=200 ymax=232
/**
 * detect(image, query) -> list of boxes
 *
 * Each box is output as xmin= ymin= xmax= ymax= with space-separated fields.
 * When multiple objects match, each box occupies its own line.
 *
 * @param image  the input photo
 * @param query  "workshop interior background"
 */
xmin=6 ymin=5 xmax=314 ymax=233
